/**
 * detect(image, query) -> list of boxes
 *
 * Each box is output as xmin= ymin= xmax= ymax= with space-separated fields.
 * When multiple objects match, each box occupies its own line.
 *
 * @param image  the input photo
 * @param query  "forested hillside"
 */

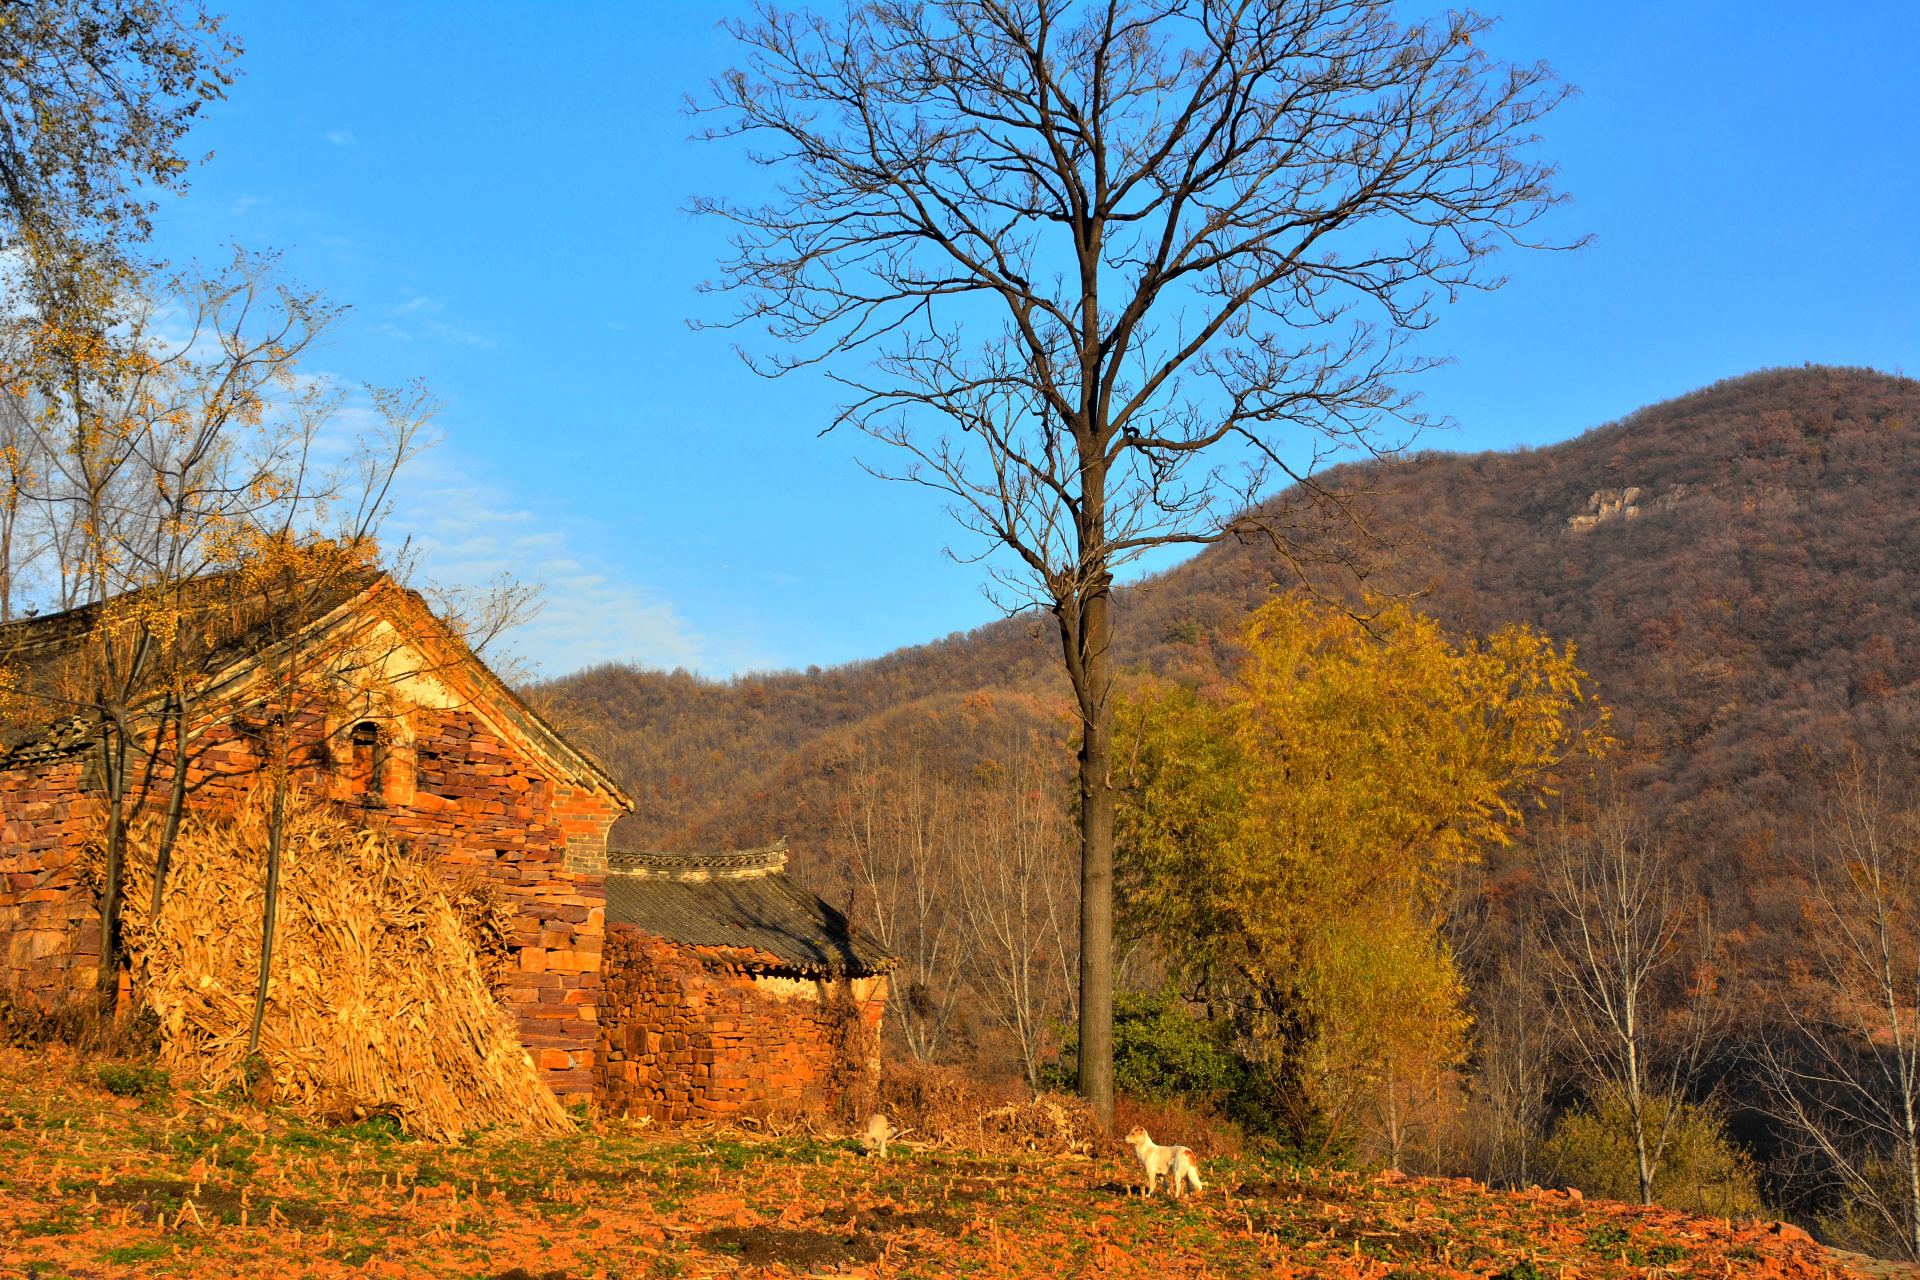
xmin=531 ymin=365 xmax=1920 ymax=1227
xmin=537 ymin=364 xmax=1920 ymax=863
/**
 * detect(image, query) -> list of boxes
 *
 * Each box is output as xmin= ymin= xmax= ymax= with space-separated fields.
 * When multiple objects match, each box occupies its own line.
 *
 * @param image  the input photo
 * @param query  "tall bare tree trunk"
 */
xmin=1071 ymin=571 xmax=1115 ymax=1127
xmin=1627 ymin=1031 xmax=1653 ymax=1204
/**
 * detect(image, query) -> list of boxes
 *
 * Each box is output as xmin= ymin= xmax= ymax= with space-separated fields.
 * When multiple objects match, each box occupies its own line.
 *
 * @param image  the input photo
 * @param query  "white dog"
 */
xmin=860 ymin=1112 xmax=898 ymax=1158
xmin=1124 ymin=1127 xmax=1205 ymax=1198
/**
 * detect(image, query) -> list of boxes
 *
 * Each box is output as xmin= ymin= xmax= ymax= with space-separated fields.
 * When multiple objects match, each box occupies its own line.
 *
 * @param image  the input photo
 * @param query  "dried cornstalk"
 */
xmin=110 ymin=787 xmax=570 ymax=1141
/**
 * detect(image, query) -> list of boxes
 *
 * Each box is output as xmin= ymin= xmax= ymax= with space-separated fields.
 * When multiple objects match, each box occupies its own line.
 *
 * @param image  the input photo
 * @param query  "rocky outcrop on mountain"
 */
xmin=1566 ymin=486 xmax=1643 ymax=530
xmin=1566 ymin=483 xmax=1695 ymax=530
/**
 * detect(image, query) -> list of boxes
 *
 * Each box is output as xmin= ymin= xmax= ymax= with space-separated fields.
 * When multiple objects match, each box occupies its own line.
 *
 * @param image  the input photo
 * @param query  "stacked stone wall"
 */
xmin=0 ymin=697 xmax=623 ymax=1101
xmin=0 ymin=760 xmax=101 ymax=1005
xmin=593 ymin=923 xmax=888 ymax=1124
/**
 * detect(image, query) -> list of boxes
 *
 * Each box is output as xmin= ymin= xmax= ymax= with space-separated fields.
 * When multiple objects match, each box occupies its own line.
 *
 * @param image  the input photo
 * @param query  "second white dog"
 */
xmin=1124 ymin=1127 xmax=1205 ymax=1198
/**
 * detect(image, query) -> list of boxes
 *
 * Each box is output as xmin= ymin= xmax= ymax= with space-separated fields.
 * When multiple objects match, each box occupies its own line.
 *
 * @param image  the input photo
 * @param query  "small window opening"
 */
xmin=350 ymin=721 xmax=385 ymax=802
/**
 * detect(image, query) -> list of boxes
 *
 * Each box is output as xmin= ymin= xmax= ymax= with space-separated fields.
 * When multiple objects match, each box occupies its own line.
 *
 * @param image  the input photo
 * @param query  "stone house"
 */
xmin=2 ymin=572 xmax=897 ymax=1117
xmin=595 ymin=842 xmax=895 ymax=1123
xmin=0 ymin=571 xmax=631 ymax=1099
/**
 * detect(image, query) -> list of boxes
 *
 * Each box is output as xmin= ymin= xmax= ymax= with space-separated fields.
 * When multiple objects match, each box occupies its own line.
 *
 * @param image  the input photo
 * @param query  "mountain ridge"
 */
xmin=535 ymin=364 xmax=1920 ymax=872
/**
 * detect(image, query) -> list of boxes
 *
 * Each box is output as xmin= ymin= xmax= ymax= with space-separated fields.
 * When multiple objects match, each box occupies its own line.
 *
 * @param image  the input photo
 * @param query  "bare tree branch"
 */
xmin=694 ymin=0 xmax=1578 ymax=1122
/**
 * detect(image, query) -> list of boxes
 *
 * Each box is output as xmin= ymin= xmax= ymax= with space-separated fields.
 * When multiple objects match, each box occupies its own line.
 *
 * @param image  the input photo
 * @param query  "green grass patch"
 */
xmin=329 ymin=1241 xmax=381 ymax=1267
xmin=100 ymin=1241 xmax=173 ymax=1264
xmin=1586 ymin=1223 xmax=1631 ymax=1250
xmin=328 ymin=1113 xmax=405 ymax=1144
xmin=95 ymin=1062 xmax=169 ymax=1098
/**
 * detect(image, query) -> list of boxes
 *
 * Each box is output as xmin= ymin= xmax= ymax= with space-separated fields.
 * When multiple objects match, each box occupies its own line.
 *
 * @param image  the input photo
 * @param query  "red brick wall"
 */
xmin=0 ymin=696 xmax=626 ymax=1101
xmin=0 ymin=759 xmax=102 ymax=1005
xmin=593 ymin=923 xmax=888 ymax=1124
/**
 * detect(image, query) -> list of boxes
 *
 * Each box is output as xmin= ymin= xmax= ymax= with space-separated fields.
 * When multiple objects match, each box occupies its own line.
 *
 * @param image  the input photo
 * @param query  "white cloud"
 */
xmin=513 ymin=571 xmax=708 ymax=676
xmin=325 ymin=130 xmax=356 ymax=146
xmin=378 ymin=292 xmax=496 ymax=349
xmin=382 ymin=451 xmax=708 ymax=678
xmin=231 ymin=194 xmax=265 ymax=215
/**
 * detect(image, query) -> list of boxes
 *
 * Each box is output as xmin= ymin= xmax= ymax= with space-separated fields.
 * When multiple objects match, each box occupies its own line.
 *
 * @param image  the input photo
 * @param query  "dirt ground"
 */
xmin=0 ymin=1045 xmax=1884 ymax=1279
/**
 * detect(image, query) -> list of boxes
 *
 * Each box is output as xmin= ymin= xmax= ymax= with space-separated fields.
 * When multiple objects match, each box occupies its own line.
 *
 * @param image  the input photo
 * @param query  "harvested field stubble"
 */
xmin=101 ymin=787 xmax=567 ymax=1142
xmin=0 ymin=1046 xmax=1879 ymax=1280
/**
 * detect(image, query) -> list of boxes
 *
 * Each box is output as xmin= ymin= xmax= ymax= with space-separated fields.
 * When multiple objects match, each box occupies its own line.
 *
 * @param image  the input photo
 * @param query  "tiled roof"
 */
xmin=603 ymin=848 xmax=895 ymax=977
xmin=0 ymin=571 xmax=384 ymax=761
xmin=0 ymin=573 xmax=631 ymax=807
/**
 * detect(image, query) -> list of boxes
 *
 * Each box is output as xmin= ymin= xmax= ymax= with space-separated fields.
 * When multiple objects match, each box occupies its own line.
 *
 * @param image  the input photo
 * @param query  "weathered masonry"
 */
xmin=0 ymin=572 xmax=632 ymax=1100
xmin=594 ymin=843 xmax=895 ymax=1124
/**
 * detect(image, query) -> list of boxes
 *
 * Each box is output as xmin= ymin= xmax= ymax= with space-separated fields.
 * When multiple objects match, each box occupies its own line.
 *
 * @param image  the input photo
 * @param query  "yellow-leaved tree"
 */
xmin=1117 ymin=594 xmax=1607 ymax=1157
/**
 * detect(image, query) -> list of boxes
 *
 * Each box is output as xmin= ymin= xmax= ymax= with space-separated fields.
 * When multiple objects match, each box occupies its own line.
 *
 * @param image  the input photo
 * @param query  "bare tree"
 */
xmin=1760 ymin=756 xmax=1920 ymax=1260
xmin=0 ymin=250 xmax=450 ymax=1005
xmin=1472 ymin=931 xmax=1559 ymax=1188
xmin=954 ymin=737 xmax=1078 ymax=1087
xmin=835 ymin=745 xmax=966 ymax=1060
xmin=695 ymin=0 xmax=1576 ymax=1122
xmin=1541 ymin=806 xmax=1719 ymax=1205
xmin=0 ymin=247 xmax=356 ymax=993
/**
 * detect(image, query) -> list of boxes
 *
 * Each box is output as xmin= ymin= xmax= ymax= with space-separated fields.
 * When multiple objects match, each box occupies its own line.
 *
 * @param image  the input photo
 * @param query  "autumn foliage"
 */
xmin=1112 ymin=595 xmax=1601 ymax=1155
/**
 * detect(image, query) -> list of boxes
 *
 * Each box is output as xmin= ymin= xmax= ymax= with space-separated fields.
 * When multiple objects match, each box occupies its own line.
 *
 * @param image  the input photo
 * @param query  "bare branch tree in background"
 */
xmin=695 ymin=0 xmax=1576 ymax=1124
xmin=231 ymin=380 xmax=440 ymax=1059
xmin=0 ymin=246 xmax=353 ymax=994
xmin=1472 ymin=930 xmax=1559 ymax=1188
xmin=1760 ymin=756 xmax=1920 ymax=1260
xmin=835 ymin=745 xmax=965 ymax=1060
xmin=955 ymin=736 xmax=1078 ymax=1088
xmin=1542 ymin=805 xmax=1720 ymax=1205
xmin=0 ymin=351 xmax=49 ymax=620
xmin=0 ymin=250 xmax=455 ymax=1015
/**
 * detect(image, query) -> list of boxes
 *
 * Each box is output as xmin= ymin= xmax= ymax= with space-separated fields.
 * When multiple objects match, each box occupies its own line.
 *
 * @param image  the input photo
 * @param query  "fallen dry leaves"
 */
xmin=0 ymin=1047 xmax=1893 ymax=1280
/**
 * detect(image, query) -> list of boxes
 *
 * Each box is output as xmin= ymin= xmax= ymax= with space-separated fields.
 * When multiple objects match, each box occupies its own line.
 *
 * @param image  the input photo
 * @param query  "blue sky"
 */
xmin=145 ymin=1 xmax=1920 ymax=679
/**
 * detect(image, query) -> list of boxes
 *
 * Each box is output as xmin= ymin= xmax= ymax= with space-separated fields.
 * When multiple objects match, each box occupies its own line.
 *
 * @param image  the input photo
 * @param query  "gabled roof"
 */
xmin=0 ymin=570 xmax=384 ymax=762
xmin=0 ymin=572 xmax=632 ymax=810
xmin=604 ymin=844 xmax=896 ymax=977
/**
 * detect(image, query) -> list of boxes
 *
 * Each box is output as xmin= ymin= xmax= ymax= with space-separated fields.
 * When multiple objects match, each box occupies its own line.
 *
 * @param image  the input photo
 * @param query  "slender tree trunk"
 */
xmin=1 ymin=501 xmax=13 ymax=622
xmin=94 ymin=632 xmax=152 ymax=1002
xmin=1626 ymin=1023 xmax=1655 ymax=1204
xmin=95 ymin=716 xmax=126 ymax=1000
xmin=149 ymin=690 xmax=190 ymax=921
xmin=1884 ymin=908 xmax=1920 ymax=1259
xmin=1073 ymin=576 xmax=1116 ymax=1129
xmin=247 ymin=771 xmax=287 ymax=1057
xmin=1904 ymin=1080 xmax=1920 ymax=1260
xmin=1386 ymin=1057 xmax=1403 ymax=1172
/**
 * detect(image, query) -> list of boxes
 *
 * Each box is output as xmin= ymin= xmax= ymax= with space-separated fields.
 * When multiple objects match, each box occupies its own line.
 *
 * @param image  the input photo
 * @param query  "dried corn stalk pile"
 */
xmin=875 ymin=1058 xmax=1095 ymax=1156
xmin=113 ymin=788 xmax=570 ymax=1141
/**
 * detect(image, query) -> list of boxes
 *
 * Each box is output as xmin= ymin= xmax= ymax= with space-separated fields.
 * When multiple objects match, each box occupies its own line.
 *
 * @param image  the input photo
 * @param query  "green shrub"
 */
xmin=1049 ymin=990 xmax=1346 ymax=1154
xmin=1539 ymin=1088 xmax=1764 ymax=1217
xmin=1114 ymin=990 xmax=1244 ymax=1102
xmin=1048 ymin=990 xmax=1244 ymax=1101
xmin=95 ymin=1063 xmax=170 ymax=1099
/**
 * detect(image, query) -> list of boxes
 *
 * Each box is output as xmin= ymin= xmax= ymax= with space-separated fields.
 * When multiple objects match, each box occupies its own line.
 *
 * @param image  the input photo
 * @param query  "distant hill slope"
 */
xmin=535 ymin=366 xmax=1920 ymax=866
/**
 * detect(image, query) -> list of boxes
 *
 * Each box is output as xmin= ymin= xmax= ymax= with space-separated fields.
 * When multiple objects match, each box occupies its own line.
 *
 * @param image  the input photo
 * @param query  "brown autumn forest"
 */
xmin=531 ymin=365 xmax=1920 ymax=1232
xmin=543 ymin=365 xmax=1918 ymax=851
